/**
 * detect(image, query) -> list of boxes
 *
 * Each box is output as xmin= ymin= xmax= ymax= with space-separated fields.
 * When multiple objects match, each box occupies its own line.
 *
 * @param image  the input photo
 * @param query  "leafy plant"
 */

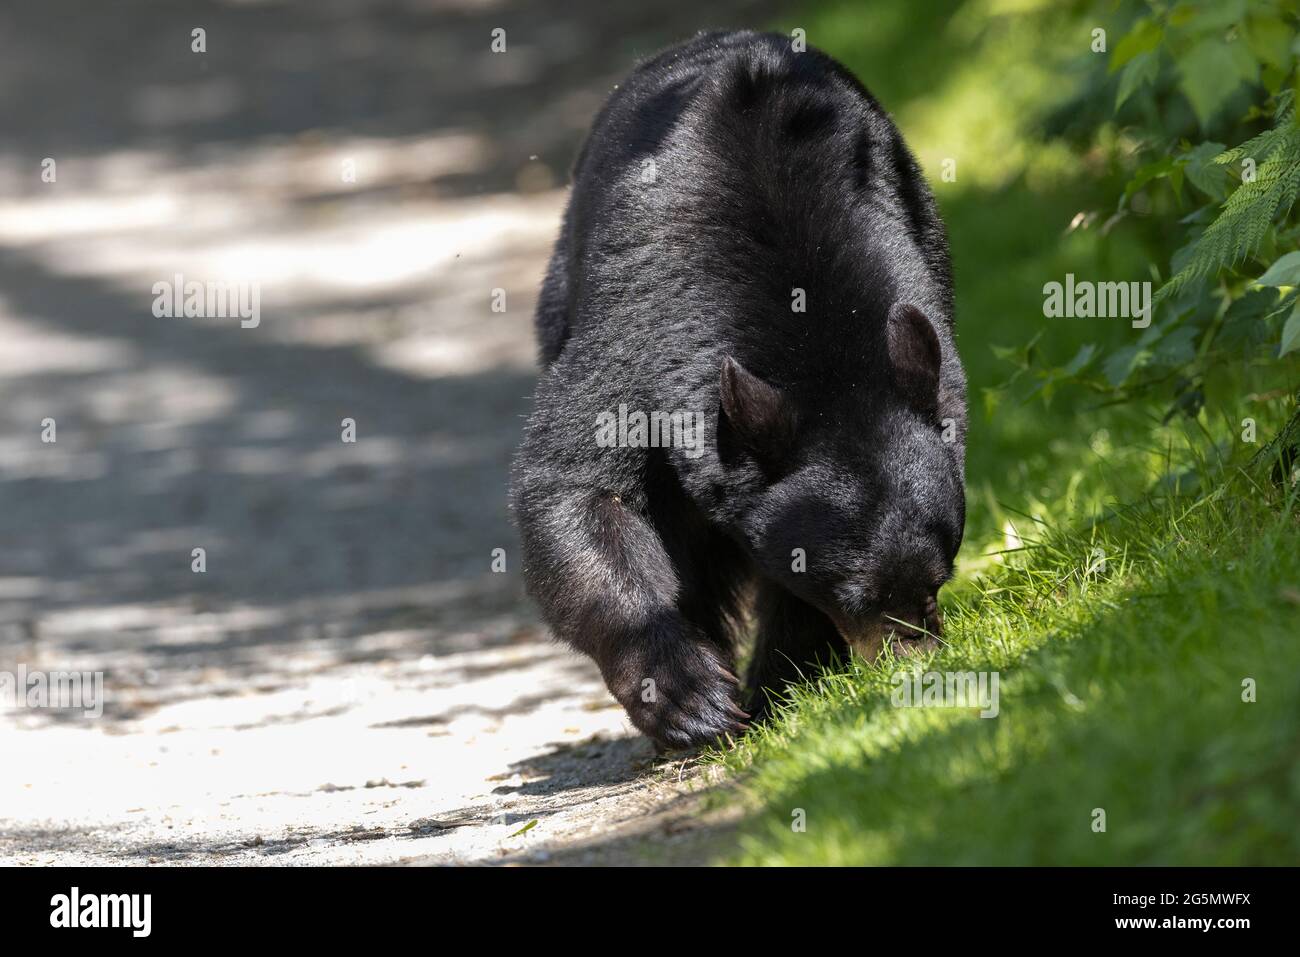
xmin=1013 ymin=0 xmax=1300 ymax=466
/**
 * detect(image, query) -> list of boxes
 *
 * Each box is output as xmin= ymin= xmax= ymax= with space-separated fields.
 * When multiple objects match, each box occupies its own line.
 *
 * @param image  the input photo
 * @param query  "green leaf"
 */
xmin=1116 ymin=50 xmax=1159 ymax=111
xmin=1225 ymin=286 xmax=1281 ymax=321
xmin=1169 ymin=164 xmax=1185 ymax=203
xmin=1244 ymin=14 xmax=1293 ymax=70
xmin=1110 ymin=19 xmax=1163 ymax=73
xmin=1220 ymin=287 xmax=1283 ymax=349
xmin=1177 ymin=39 xmax=1252 ymax=129
xmin=1180 ymin=0 xmax=1246 ymax=33
xmin=981 ymin=386 xmax=1003 ymax=420
xmin=1104 ymin=345 xmax=1142 ymax=387
xmin=1255 ymin=250 xmax=1300 ymax=287
xmin=1152 ymin=325 xmax=1198 ymax=366
xmin=1183 ymin=141 xmax=1228 ymax=200
xmin=1063 ymin=343 xmax=1098 ymax=375
xmin=990 ymin=331 xmax=1041 ymax=370
xmin=1226 ymin=34 xmax=1262 ymax=85
xmin=990 ymin=342 xmax=1022 ymax=361
xmin=1281 ymin=302 xmax=1300 ymax=356
xmin=1123 ymin=155 xmax=1179 ymax=202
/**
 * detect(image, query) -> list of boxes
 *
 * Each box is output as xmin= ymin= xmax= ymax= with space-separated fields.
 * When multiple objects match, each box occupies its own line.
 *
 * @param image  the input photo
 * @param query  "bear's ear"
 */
xmin=719 ymin=356 xmax=797 ymax=470
xmin=887 ymin=302 xmax=941 ymax=411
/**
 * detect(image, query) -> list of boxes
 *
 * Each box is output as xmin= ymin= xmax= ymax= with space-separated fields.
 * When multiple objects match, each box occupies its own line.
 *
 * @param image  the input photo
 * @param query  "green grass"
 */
xmin=719 ymin=482 xmax=1300 ymax=865
xmin=708 ymin=0 xmax=1300 ymax=865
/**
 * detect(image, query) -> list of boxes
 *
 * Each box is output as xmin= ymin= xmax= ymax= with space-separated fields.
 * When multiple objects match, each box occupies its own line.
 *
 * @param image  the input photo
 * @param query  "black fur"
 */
xmin=512 ymin=31 xmax=967 ymax=748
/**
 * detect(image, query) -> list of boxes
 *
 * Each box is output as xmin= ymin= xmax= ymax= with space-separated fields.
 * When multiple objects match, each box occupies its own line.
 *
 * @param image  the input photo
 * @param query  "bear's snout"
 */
xmin=836 ymin=595 xmax=943 ymax=661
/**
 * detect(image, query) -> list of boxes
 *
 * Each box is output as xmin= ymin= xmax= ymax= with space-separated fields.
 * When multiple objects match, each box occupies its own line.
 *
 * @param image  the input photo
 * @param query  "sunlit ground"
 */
xmin=0 ymin=0 xmax=780 ymax=865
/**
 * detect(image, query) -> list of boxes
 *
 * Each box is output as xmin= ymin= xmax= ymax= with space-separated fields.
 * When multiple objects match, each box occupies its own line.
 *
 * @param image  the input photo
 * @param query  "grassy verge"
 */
xmin=718 ymin=480 xmax=1299 ymax=865
xmin=708 ymin=0 xmax=1300 ymax=865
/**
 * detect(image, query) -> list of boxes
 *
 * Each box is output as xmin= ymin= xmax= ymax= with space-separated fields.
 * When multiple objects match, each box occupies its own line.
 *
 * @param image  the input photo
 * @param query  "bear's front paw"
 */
xmin=606 ymin=636 xmax=749 ymax=751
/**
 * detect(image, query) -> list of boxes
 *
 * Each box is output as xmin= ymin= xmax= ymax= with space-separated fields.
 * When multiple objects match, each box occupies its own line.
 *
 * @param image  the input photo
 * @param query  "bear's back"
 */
xmin=552 ymin=31 xmax=953 ymax=411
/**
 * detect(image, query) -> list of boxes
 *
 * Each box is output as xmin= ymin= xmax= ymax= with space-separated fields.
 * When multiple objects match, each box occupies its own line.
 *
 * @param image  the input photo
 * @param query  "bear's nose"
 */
xmin=833 ymin=595 xmax=943 ymax=661
xmin=883 ymin=594 xmax=943 ymax=640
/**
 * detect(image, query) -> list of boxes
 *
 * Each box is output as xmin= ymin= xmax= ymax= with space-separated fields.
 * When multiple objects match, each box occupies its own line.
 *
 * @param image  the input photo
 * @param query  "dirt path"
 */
xmin=0 ymin=0 xmax=775 ymax=866
xmin=2 ymin=607 xmax=738 ymax=866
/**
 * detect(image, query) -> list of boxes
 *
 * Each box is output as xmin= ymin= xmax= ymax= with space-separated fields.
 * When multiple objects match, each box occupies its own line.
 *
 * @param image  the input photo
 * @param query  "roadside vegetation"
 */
xmin=711 ymin=0 xmax=1300 ymax=865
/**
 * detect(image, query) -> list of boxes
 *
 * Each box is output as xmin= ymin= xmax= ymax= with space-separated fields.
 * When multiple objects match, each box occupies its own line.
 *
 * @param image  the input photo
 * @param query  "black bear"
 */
xmin=512 ymin=30 xmax=967 ymax=749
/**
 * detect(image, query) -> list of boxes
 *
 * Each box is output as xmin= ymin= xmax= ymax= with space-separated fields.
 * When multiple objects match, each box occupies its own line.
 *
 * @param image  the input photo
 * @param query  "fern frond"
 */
xmin=1214 ymin=94 xmax=1295 ymax=167
xmin=1157 ymin=118 xmax=1300 ymax=302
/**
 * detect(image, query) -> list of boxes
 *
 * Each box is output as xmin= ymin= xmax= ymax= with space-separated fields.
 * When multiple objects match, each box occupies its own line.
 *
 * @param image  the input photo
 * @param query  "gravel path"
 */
xmin=0 ymin=0 xmax=774 ymax=866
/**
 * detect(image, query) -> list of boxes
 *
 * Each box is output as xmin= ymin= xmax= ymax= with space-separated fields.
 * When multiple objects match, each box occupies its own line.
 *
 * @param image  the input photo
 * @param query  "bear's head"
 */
xmin=718 ymin=301 xmax=966 ymax=658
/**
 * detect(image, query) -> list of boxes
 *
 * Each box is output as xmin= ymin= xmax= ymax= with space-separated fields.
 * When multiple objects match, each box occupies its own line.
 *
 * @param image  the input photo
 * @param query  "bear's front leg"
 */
xmin=515 ymin=485 xmax=749 ymax=749
xmin=745 ymin=580 xmax=848 ymax=723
